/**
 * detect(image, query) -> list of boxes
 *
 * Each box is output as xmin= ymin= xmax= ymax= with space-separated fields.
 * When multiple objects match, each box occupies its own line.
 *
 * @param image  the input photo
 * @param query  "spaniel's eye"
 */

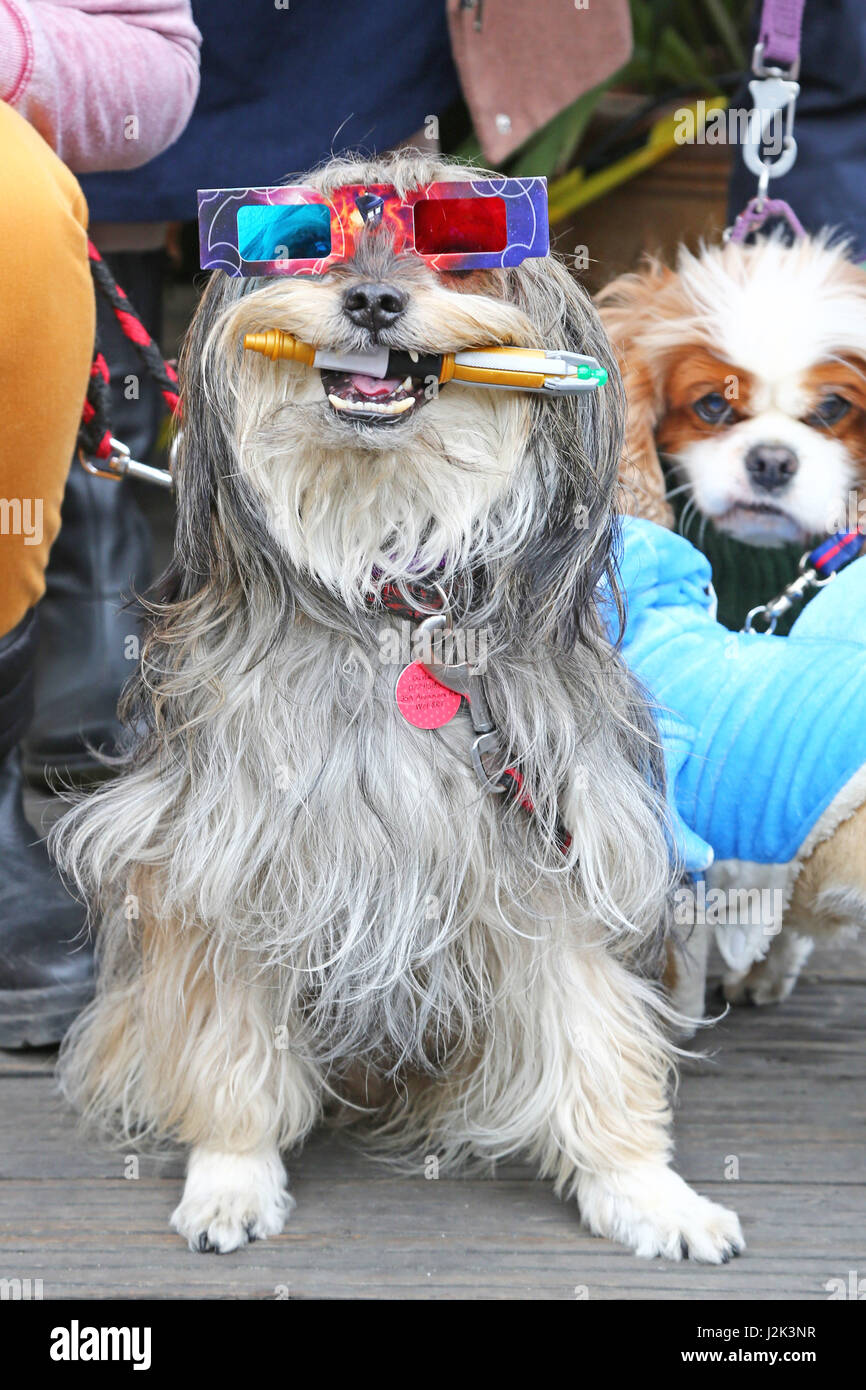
xmin=693 ymin=392 xmax=732 ymax=424
xmin=808 ymin=393 xmax=851 ymax=427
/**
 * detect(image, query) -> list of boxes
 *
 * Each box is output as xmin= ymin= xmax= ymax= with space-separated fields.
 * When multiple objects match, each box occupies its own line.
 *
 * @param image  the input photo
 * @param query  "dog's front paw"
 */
xmin=578 ymin=1164 xmax=744 ymax=1264
xmin=724 ymin=964 xmax=789 ymax=1007
xmin=171 ymin=1146 xmax=294 ymax=1254
xmin=723 ymin=933 xmax=813 ymax=1007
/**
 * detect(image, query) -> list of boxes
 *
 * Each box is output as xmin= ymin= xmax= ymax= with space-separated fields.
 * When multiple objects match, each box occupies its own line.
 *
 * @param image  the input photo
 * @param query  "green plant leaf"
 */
xmin=656 ymin=26 xmax=712 ymax=86
xmin=701 ymin=0 xmax=747 ymax=69
xmin=508 ymin=82 xmax=612 ymax=179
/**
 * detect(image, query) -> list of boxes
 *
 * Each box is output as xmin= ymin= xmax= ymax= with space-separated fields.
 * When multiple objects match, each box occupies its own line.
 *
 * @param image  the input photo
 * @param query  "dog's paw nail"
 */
xmin=172 ymin=1149 xmax=291 ymax=1254
xmin=581 ymin=1167 xmax=744 ymax=1265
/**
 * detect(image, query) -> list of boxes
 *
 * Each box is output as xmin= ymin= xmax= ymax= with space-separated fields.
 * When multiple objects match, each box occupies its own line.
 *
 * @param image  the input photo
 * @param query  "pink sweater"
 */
xmin=0 ymin=0 xmax=200 ymax=172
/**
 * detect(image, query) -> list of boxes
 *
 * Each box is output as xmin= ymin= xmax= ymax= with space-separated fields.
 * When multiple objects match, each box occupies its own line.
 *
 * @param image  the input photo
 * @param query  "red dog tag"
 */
xmin=395 ymin=662 xmax=462 ymax=729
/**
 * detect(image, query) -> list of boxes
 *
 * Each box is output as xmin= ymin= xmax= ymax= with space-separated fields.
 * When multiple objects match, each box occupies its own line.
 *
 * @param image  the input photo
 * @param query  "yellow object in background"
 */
xmin=548 ymin=95 xmax=729 ymax=223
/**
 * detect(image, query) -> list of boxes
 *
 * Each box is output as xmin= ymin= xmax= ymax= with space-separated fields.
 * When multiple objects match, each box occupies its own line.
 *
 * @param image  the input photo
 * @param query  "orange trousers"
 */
xmin=0 ymin=102 xmax=94 ymax=638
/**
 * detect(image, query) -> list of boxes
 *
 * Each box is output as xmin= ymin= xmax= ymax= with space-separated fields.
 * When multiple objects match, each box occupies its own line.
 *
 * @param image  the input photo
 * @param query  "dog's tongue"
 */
xmin=351 ymin=373 xmax=401 ymax=398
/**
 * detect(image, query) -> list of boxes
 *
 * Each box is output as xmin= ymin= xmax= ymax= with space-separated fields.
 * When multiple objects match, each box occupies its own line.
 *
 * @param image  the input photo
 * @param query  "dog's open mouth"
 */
xmin=320 ymin=369 xmax=429 ymax=425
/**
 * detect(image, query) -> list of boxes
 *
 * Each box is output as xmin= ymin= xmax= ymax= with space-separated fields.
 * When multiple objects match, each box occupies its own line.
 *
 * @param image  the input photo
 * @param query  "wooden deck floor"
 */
xmin=1 ymin=933 xmax=863 ymax=1300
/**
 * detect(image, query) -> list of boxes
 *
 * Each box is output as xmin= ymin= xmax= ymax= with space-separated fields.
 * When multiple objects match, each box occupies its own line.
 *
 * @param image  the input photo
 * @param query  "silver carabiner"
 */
xmin=420 ymin=657 xmax=506 ymax=793
xmin=79 ymin=436 xmax=174 ymax=490
xmin=743 ymin=564 xmax=821 ymax=634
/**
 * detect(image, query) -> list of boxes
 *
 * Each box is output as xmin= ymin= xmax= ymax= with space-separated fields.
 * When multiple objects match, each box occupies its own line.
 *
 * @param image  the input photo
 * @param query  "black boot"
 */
xmin=22 ymin=249 xmax=163 ymax=787
xmin=20 ymin=464 xmax=152 ymax=786
xmin=0 ymin=613 xmax=93 ymax=1047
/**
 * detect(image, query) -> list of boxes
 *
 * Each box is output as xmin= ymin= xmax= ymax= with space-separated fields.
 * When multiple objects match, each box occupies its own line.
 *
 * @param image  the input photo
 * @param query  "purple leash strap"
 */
xmin=757 ymin=0 xmax=806 ymax=74
xmin=727 ymin=195 xmax=806 ymax=244
xmin=726 ymin=0 xmax=807 ymax=244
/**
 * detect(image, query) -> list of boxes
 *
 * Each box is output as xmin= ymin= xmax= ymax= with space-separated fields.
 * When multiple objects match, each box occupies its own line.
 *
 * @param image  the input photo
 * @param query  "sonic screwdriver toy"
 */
xmin=242 ymin=329 xmax=607 ymax=396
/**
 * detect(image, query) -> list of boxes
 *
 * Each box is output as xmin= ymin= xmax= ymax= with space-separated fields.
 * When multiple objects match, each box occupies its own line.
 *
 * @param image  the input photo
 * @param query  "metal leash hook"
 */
xmin=78 ymin=436 xmax=174 ymax=490
xmin=738 ymin=23 xmax=801 ymax=218
xmin=425 ymin=656 xmax=507 ymax=794
xmin=743 ymin=554 xmax=834 ymax=634
xmin=723 ymin=11 xmax=805 ymax=246
xmin=742 ymin=66 xmax=800 ymax=194
xmin=415 ymin=626 xmax=506 ymax=795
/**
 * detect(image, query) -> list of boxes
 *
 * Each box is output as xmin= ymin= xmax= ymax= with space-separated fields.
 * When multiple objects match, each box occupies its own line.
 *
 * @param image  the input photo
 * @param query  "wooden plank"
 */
xmin=0 ymin=1177 xmax=861 ymax=1300
xmin=0 ymin=928 xmax=861 ymax=1299
xmin=0 ymin=1046 xmax=56 ymax=1078
xmin=2 ymin=1055 xmax=863 ymax=1186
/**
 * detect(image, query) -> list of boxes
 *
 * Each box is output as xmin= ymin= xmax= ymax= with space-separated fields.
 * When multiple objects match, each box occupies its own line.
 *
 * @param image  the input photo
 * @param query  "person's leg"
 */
xmin=0 ymin=104 xmax=95 ymax=1045
xmin=23 ymin=249 xmax=161 ymax=787
xmin=0 ymin=104 xmax=94 ymax=633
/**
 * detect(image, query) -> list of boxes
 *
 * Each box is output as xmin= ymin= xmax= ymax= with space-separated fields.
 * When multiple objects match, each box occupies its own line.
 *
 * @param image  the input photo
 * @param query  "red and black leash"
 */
xmin=78 ymin=240 xmax=181 ymax=464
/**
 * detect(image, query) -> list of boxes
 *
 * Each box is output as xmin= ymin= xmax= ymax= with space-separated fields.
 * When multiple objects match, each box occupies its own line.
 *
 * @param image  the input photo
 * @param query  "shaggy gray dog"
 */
xmin=54 ymin=152 xmax=743 ymax=1262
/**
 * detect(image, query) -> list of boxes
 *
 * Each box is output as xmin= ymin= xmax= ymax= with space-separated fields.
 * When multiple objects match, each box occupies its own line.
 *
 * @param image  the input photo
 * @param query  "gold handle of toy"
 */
xmin=449 ymin=363 xmax=548 ymax=389
xmin=438 ymin=348 xmax=550 ymax=389
xmin=243 ymin=330 xmax=316 ymax=365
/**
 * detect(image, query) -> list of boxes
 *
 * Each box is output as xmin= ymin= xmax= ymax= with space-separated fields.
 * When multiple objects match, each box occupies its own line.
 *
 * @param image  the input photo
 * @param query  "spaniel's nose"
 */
xmin=745 ymin=443 xmax=799 ymax=492
xmin=342 ymin=282 xmax=407 ymax=335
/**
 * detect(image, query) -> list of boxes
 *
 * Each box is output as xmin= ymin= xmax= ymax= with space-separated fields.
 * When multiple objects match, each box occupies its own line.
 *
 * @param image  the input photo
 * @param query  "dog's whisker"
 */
xmin=664 ymin=480 xmax=694 ymax=502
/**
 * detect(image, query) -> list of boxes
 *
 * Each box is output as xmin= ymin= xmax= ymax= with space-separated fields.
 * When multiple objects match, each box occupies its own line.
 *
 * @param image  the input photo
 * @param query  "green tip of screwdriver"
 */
xmin=577 ymin=363 xmax=608 ymax=386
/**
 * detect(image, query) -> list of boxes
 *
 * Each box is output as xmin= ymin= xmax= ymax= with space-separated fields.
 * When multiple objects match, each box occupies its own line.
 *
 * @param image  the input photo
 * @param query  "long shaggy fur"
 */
xmin=52 ymin=152 xmax=743 ymax=1261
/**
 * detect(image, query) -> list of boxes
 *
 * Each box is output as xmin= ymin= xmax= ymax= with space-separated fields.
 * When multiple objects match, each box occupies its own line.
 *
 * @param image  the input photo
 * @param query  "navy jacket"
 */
xmin=81 ymin=0 xmax=460 ymax=222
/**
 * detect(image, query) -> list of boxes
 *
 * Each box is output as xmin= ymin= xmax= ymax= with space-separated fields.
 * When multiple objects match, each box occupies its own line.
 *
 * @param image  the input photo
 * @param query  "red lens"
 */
xmin=413 ymin=196 xmax=507 ymax=255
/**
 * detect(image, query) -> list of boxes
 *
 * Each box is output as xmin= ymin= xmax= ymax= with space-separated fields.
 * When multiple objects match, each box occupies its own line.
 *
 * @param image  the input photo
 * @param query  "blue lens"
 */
xmin=237 ymin=203 xmax=332 ymax=262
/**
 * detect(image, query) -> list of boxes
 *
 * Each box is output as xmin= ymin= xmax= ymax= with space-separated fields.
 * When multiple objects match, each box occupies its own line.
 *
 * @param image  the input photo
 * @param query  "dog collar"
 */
xmin=370 ymin=579 xmax=571 ymax=851
xmin=366 ymin=577 xmax=450 ymax=624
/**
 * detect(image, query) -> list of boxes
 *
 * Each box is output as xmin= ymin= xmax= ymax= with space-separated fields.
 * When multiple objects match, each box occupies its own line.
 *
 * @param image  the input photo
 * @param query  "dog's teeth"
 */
xmin=402 ymin=376 xmax=413 ymax=392
xmin=408 ymin=350 xmax=419 ymax=363
xmin=328 ymin=393 xmax=415 ymax=417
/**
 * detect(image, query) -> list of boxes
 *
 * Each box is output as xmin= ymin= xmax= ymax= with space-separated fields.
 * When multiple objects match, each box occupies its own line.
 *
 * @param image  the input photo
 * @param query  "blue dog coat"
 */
xmin=608 ymin=519 xmax=866 ymax=895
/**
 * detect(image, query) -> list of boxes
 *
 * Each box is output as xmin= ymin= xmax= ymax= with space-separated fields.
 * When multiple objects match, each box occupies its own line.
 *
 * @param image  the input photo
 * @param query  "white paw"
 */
xmin=171 ymin=1147 xmax=294 ymax=1254
xmin=724 ymin=934 xmax=813 ymax=1006
xmin=578 ymin=1164 xmax=744 ymax=1264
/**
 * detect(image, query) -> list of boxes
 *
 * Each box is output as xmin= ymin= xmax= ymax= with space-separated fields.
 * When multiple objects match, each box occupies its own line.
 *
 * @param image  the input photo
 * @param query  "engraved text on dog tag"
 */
xmin=395 ymin=662 xmax=462 ymax=729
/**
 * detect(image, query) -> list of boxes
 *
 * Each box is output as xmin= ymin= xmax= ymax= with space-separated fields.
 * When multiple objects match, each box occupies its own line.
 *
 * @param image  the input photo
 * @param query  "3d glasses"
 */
xmin=197 ymin=177 xmax=549 ymax=277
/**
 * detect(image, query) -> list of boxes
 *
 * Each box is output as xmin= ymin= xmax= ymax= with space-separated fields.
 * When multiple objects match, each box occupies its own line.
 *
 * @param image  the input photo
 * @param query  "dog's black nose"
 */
xmin=342 ymin=282 xmax=407 ymax=335
xmin=745 ymin=443 xmax=799 ymax=492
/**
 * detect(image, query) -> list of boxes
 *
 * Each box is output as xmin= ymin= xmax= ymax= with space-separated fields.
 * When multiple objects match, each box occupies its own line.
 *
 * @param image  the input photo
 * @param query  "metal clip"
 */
xmin=420 ymin=655 xmax=506 ymax=794
xmin=743 ymin=552 xmax=833 ymax=634
xmin=79 ymin=437 xmax=174 ymax=490
xmin=743 ymin=73 xmax=800 ymax=185
xmin=470 ymin=731 xmax=504 ymax=791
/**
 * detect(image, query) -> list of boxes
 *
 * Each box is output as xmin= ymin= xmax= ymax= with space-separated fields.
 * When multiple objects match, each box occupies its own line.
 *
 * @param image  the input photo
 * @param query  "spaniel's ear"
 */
xmin=596 ymin=262 xmax=674 ymax=528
